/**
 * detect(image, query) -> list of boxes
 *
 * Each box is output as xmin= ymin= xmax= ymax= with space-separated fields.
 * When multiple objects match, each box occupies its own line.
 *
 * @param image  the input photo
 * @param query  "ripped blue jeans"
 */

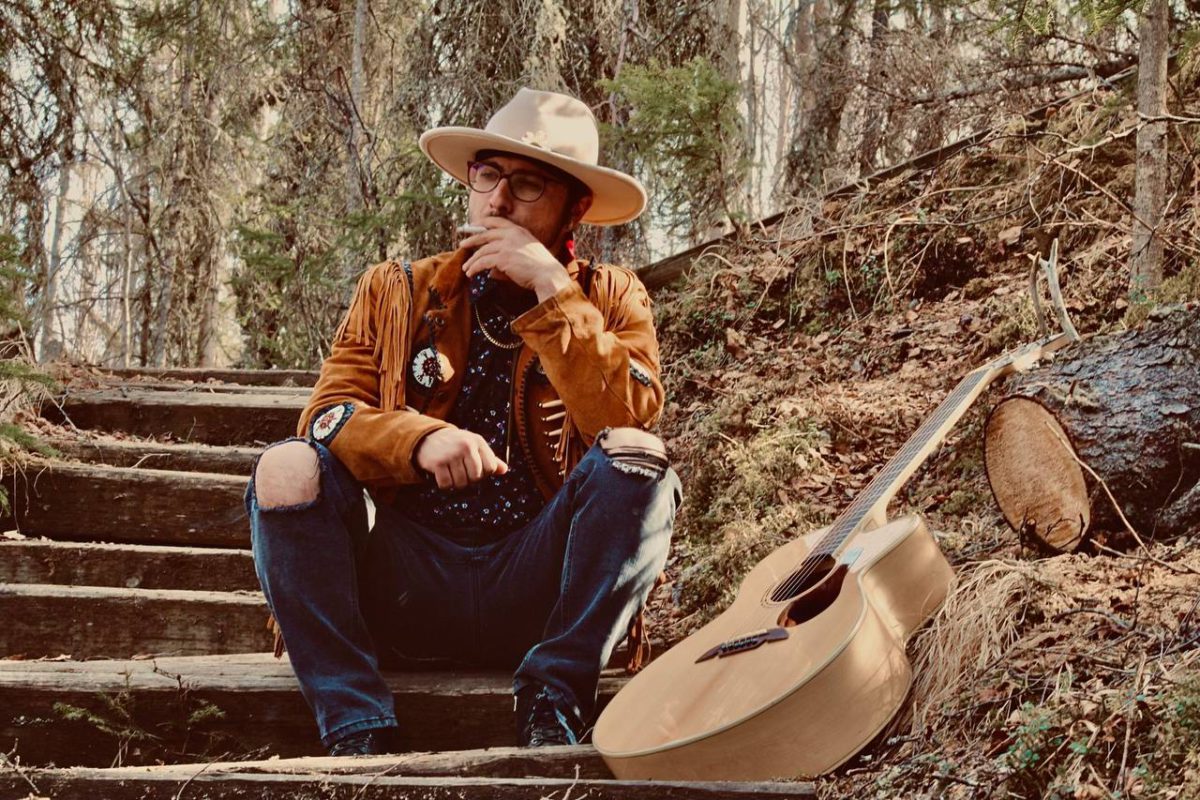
xmin=246 ymin=435 xmax=680 ymax=748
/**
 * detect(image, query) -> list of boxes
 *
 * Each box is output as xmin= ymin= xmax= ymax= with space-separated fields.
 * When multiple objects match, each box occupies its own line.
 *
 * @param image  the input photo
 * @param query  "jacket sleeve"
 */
xmin=511 ymin=265 xmax=664 ymax=441
xmin=297 ymin=262 xmax=452 ymax=486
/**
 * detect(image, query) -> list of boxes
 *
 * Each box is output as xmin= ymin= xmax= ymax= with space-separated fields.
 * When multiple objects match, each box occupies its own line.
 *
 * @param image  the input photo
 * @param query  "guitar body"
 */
xmin=593 ymin=514 xmax=954 ymax=780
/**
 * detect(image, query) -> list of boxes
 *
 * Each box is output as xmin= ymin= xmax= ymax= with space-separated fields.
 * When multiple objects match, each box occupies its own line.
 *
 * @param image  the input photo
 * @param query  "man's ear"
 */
xmin=570 ymin=193 xmax=593 ymax=228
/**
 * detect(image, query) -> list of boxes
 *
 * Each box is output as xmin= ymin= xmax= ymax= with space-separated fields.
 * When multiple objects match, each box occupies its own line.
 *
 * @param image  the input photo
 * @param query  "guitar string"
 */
xmin=769 ymin=373 xmax=981 ymax=603
xmin=770 ymin=370 xmax=986 ymax=603
xmin=767 ymin=369 xmax=989 ymax=606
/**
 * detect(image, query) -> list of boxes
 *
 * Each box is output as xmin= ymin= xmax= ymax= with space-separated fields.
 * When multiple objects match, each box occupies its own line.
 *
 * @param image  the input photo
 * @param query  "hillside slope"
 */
xmin=647 ymin=65 xmax=1200 ymax=798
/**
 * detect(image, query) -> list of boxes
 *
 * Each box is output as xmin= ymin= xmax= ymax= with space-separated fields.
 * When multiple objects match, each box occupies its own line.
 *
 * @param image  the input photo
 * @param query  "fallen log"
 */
xmin=984 ymin=305 xmax=1200 ymax=551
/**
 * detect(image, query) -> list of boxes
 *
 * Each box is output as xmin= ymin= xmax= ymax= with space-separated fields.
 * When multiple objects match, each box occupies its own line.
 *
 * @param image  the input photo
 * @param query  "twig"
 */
xmin=881 ymin=216 xmax=913 ymax=304
xmin=840 ymin=234 xmax=860 ymax=323
xmin=1115 ymin=653 xmax=1146 ymax=795
xmin=0 ymin=749 xmax=41 ymax=795
xmin=172 ymin=760 xmax=219 ymax=799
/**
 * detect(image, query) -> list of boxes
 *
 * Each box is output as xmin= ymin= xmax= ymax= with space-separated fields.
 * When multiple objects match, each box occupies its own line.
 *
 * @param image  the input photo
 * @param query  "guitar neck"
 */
xmin=813 ymin=331 xmax=1073 ymax=558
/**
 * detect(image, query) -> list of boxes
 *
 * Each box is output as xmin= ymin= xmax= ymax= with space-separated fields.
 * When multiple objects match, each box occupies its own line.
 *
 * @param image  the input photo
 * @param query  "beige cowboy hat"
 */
xmin=419 ymin=88 xmax=647 ymax=226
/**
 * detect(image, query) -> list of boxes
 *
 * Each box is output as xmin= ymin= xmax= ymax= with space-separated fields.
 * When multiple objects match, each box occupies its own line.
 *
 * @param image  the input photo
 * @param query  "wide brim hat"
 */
xmin=419 ymin=88 xmax=647 ymax=226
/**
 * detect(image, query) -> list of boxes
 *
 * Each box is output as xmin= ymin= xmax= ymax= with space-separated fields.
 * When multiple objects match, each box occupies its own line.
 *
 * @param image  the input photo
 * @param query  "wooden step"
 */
xmin=0 ymin=763 xmax=814 ymax=798
xmin=98 ymin=367 xmax=319 ymax=387
xmin=91 ymin=380 xmax=313 ymax=396
xmin=0 ymin=540 xmax=653 ymax=665
xmin=0 ymin=539 xmax=258 ymax=591
xmin=49 ymin=437 xmax=259 ymax=474
xmin=43 ymin=389 xmax=304 ymax=445
xmin=0 ymin=654 xmax=629 ymax=767
xmin=8 ymin=462 xmax=248 ymax=547
xmin=0 ymin=584 xmax=271 ymax=659
xmin=131 ymin=744 xmax=614 ymax=779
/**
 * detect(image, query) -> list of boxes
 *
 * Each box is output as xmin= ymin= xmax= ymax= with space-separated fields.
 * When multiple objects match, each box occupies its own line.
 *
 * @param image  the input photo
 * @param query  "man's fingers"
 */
xmin=478 ymin=443 xmax=509 ymax=477
xmin=447 ymin=459 xmax=469 ymax=490
xmin=464 ymin=446 xmax=484 ymax=483
xmin=433 ymin=464 xmax=454 ymax=490
xmin=459 ymin=229 xmax=503 ymax=250
xmin=463 ymin=248 xmax=498 ymax=278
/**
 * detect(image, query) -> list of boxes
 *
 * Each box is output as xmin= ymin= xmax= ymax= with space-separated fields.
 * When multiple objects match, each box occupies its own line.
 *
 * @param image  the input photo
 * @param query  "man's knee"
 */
xmin=599 ymin=427 xmax=669 ymax=479
xmin=255 ymin=440 xmax=320 ymax=509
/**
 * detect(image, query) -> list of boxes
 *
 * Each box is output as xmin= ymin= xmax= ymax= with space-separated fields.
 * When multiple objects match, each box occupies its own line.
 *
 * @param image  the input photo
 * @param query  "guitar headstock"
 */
xmin=988 ymin=331 xmax=1075 ymax=380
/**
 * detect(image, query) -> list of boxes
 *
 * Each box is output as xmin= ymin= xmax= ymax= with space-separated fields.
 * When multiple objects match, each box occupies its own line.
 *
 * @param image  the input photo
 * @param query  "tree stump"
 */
xmin=984 ymin=305 xmax=1200 ymax=551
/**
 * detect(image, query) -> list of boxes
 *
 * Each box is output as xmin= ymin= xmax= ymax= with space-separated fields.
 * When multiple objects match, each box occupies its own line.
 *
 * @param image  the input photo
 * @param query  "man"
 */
xmin=247 ymin=88 xmax=681 ymax=757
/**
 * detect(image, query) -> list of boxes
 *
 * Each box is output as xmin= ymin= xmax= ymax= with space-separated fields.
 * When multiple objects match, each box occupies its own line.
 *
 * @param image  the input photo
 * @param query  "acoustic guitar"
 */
xmin=593 ymin=325 xmax=1076 ymax=781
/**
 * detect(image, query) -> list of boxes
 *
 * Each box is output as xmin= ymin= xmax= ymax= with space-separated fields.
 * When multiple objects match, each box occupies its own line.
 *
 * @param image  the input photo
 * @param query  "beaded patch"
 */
xmin=311 ymin=402 xmax=354 ymax=443
xmin=412 ymin=346 xmax=452 ymax=388
xmin=629 ymin=359 xmax=654 ymax=387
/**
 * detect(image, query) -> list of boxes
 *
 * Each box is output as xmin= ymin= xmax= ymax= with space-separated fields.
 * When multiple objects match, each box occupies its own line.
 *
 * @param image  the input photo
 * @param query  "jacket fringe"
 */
xmin=335 ymin=262 xmax=412 ymax=413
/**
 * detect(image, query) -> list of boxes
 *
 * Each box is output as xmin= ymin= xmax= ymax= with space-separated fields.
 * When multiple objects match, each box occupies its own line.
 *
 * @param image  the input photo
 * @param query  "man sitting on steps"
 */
xmin=246 ymin=88 xmax=681 ymax=757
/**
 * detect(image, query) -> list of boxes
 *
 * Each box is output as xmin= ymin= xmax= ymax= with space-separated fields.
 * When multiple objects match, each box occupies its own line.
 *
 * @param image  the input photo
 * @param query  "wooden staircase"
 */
xmin=0 ymin=368 xmax=814 ymax=798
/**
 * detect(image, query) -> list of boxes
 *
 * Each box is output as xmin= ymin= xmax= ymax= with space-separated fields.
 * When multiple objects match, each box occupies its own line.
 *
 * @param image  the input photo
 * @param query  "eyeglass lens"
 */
xmin=468 ymin=162 xmax=546 ymax=202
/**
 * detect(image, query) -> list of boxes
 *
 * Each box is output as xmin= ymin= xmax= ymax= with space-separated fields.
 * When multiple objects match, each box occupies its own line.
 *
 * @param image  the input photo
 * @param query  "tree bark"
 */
xmin=857 ymin=0 xmax=890 ymax=175
xmin=1129 ymin=0 xmax=1170 ymax=300
xmin=784 ymin=0 xmax=855 ymax=195
xmin=346 ymin=0 xmax=368 ymax=216
xmin=984 ymin=307 xmax=1200 ymax=548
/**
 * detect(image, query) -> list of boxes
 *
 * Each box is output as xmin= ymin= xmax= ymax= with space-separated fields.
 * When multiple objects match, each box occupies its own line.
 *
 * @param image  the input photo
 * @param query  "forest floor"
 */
xmin=646 ymin=65 xmax=1200 ymax=799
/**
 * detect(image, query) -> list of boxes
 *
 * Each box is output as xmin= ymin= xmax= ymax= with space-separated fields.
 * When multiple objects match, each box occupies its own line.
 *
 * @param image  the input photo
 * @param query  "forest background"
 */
xmin=4 ymin=0 xmax=1193 ymax=373
xmin=7 ymin=2 xmax=1200 ymax=795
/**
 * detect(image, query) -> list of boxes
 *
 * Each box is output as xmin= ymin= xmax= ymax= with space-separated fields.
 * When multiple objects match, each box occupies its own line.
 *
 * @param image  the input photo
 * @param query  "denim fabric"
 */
xmin=247 ymin=437 xmax=680 ymax=747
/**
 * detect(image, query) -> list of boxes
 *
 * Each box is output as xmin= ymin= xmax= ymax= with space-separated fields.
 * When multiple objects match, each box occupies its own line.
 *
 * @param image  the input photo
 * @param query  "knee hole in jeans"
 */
xmin=599 ymin=427 xmax=669 ymax=479
xmin=256 ymin=440 xmax=321 ymax=509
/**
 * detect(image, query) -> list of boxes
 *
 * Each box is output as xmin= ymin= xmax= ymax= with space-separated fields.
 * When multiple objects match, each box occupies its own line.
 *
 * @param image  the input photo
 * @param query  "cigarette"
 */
xmin=457 ymin=224 xmax=487 ymax=235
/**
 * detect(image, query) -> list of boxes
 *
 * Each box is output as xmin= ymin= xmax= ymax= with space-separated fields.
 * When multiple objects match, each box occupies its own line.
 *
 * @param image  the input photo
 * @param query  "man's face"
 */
xmin=466 ymin=153 xmax=579 ymax=253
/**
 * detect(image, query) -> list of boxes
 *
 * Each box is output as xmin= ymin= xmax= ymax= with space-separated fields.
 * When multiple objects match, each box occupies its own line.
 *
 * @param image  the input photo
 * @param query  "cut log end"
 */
xmin=984 ymin=397 xmax=1089 ymax=553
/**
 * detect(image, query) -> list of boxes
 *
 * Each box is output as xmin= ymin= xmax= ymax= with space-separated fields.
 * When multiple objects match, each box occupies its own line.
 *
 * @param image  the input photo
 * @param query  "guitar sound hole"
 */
xmin=769 ymin=554 xmax=837 ymax=603
xmin=772 ymin=560 xmax=849 ymax=627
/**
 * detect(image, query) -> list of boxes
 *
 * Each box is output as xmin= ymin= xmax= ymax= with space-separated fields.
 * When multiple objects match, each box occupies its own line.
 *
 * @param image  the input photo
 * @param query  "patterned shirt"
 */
xmin=395 ymin=274 xmax=546 ymax=544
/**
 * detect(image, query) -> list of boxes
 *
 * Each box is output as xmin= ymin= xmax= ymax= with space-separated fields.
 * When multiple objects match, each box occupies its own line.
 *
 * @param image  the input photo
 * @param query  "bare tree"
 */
xmin=1129 ymin=0 xmax=1170 ymax=300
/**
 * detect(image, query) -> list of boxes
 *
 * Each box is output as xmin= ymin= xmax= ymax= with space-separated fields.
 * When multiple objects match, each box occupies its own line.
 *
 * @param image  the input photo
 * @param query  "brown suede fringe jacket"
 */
xmin=280 ymin=248 xmax=666 ymax=670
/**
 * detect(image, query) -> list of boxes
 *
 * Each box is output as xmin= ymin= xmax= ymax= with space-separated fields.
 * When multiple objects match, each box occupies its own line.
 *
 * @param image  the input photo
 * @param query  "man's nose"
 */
xmin=486 ymin=177 xmax=515 ymax=216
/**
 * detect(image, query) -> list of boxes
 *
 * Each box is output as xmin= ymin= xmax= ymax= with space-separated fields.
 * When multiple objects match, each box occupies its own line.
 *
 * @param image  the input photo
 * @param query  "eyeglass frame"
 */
xmin=466 ymin=160 xmax=565 ymax=203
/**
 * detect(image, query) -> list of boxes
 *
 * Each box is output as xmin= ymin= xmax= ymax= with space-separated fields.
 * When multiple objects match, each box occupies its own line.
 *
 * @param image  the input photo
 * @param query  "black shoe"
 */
xmin=515 ymin=686 xmax=582 ymax=747
xmin=326 ymin=728 xmax=396 ymax=757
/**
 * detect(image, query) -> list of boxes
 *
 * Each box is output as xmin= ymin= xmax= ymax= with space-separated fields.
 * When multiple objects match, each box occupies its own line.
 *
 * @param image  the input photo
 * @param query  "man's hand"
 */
xmin=460 ymin=217 xmax=572 ymax=302
xmin=416 ymin=427 xmax=508 ymax=490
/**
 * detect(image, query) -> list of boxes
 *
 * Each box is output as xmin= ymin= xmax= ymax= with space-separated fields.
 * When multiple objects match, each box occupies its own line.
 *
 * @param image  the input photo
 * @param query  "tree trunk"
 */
xmin=784 ymin=0 xmax=855 ymax=195
xmin=1129 ymin=0 xmax=1170 ymax=300
xmin=984 ymin=307 xmax=1200 ymax=551
xmin=42 ymin=145 xmax=71 ymax=362
xmin=346 ymin=0 xmax=369 ymax=216
xmin=857 ymin=0 xmax=890 ymax=175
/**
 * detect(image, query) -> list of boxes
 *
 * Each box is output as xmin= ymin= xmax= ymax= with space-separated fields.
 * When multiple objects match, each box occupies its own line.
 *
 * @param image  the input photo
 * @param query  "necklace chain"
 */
xmin=474 ymin=302 xmax=523 ymax=349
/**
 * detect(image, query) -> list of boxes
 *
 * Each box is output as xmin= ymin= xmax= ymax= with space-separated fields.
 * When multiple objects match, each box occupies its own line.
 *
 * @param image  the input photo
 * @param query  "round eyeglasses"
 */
xmin=467 ymin=161 xmax=560 ymax=203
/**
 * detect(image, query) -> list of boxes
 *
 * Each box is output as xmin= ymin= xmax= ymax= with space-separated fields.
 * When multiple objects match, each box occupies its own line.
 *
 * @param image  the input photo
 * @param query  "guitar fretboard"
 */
xmin=810 ymin=367 xmax=991 ymax=559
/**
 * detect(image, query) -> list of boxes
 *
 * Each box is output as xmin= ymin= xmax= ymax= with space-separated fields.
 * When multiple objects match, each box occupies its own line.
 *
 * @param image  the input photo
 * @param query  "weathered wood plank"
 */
xmin=43 ymin=389 xmax=304 ymax=445
xmin=135 ymin=744 xmax=611 ymax=779
xmin=0 ymin=540 xmax=258 ymax=591
xmin=0 ymin=654 xmax=629 ymax=768
xmin=89 ymin=381 xmax=313 ymax=396
xmin=0 ymin=769 xmax=815 ymax=799
xmin=0 ymin=584 xmax=271 ymax=659
xmin=99 ymin=367 xmax=319 ymax=387
xmin=48 ymin=438 xmax=259 ymax=474
xmin=7 ymin=462 xmax=248 ymax=547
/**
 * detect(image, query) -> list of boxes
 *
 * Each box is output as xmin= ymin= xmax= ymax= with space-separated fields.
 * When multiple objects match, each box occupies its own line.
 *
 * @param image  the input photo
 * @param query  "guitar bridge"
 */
xmin=695 ymin=627 xmax=789 ymax=663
